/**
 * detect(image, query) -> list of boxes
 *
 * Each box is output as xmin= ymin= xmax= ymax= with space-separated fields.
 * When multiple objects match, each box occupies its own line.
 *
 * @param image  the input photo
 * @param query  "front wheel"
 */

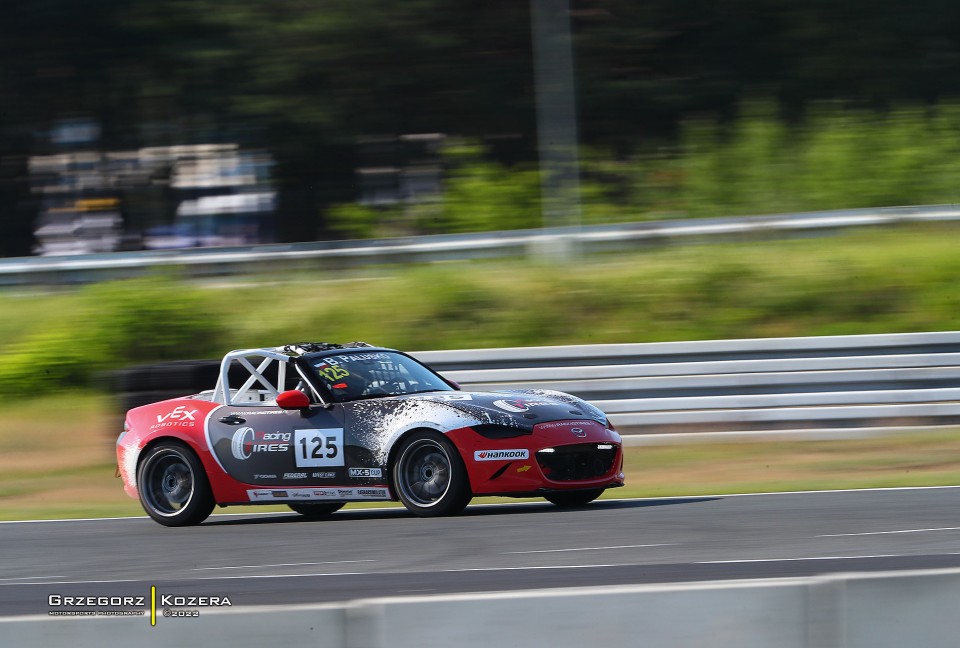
xmin=137 ymin=442 xmax=215 ymax=526
xmin=392 ymin=431 xmax=471 ymax=517
xmin=288 ymin=502 xmax=344 ymax=519
xmin=545 ymin=488 xmax=604 ymax=508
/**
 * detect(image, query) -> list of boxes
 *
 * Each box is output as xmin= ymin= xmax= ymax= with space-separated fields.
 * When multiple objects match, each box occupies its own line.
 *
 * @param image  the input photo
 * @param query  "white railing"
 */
xmin=115 ymin=331 xmax=960 ymax=437
xmin=4 ymin=203 xmax=960 ymax=284
xmin=413 ymin=331 xmax=960 ymax=435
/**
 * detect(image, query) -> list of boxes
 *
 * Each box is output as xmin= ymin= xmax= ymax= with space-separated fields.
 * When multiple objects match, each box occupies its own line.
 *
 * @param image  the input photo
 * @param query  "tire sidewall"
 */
xmin=392 ymin=431 xmax=471 ymax=516
xmin=136 ymin=442 xmax=214 ymax=526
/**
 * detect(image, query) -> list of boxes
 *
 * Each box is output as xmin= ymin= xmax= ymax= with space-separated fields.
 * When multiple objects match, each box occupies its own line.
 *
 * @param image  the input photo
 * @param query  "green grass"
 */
xmin=2 ymin=222 xmax=960 ymax=518
xmin=4 ymin=223 xmax=960 ymax=382
xmin=212 ymin=223 xmax=960 ymax=348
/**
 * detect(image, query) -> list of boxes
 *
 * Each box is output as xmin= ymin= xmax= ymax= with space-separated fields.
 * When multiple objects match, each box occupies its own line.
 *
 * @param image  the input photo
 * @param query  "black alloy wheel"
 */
xmin=137 ymin=442 xmax=215 ymax=526
xmin=392 ymin=431 xmax=471 ymax=517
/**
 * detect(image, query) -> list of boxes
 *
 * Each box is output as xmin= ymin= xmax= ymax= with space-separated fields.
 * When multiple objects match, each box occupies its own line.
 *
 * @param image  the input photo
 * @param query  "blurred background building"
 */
xmin=28 ymin=127 xmax=276 ymax=254
xmin=3 ymin=0 xmax=960 ymax=256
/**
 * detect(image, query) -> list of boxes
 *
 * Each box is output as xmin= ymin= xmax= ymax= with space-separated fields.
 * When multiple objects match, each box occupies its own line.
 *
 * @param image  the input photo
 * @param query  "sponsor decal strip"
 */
xmin=246 ymin=487 xmax=391 ymax=502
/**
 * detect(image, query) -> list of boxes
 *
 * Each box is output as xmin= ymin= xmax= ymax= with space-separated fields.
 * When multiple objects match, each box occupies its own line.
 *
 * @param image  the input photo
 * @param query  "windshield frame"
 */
xmin=298 ymin=349 xmax=457 ymax=404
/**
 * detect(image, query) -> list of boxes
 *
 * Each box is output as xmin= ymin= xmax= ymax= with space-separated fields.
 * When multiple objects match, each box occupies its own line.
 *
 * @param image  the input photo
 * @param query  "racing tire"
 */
xmin=545 ymin=488 xmax=604 ymax=508
xmin=392 ymin=431 xmax=471 ymax=517
xmin=136 ymin=442 xmax=215 ymax=527
xmin=287 ymin=502 xmax=345 ymax=519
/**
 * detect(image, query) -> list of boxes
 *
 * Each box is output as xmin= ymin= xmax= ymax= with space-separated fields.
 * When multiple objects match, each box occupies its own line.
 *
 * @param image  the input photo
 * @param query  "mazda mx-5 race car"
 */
xmin=117 ymin=342 xmax=624 ymax=526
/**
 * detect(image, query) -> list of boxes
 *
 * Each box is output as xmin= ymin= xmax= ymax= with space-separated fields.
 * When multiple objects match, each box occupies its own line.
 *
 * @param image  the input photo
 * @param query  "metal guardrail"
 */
xmin=413 ymin=331 xmax=960 ymax=434
xmin=115 ymin=331 xmax=960 ymax=436
xmin=3 ymin=203 xmax=960 ymax=284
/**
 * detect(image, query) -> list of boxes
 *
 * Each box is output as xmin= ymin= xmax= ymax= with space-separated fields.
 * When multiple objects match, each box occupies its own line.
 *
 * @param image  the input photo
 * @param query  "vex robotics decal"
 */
xmin=151 ymin=405 xmax=201 ymax=430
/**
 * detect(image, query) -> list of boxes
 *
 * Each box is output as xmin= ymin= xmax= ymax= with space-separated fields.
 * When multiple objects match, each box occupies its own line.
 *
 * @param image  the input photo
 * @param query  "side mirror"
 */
xmin=277 ymin=390 xmax=310 ymax=410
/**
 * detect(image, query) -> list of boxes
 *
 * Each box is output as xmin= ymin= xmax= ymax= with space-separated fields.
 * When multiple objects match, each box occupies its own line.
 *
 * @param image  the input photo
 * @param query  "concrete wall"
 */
xmin=5 ymin=568 xmax=960 ymax=648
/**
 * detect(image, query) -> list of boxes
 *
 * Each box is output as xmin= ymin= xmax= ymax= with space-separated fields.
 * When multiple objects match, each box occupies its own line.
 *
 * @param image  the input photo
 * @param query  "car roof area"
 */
xmin=211 ymin=342 xmax=391 ymax=405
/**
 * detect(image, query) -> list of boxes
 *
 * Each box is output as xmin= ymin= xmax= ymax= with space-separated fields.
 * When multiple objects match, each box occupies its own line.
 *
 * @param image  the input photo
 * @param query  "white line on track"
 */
xmin=698 ymin=552 xmax=960 ymax=564
xmin=0 ymin=564 xmax=631 ymax=587
xmin=0 ymin=576 xmax=64 ymax=582
xmin=443 ymin=564 xmax=622 ymax=573
xmin=192 ymin=560 xmax=376 ymax=571
xmin=818 ymin=527 xmax=960 ymax=537
xmin=2 ymin=484 xmax=960 ymax=524
xmin=505 ymin=544 xmax=670 ymax=554
xmin=8 ymin=551 xmax=960 ymax=588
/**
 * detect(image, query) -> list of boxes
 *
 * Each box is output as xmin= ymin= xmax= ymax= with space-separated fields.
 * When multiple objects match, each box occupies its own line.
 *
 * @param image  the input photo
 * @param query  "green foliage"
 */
xmin=80 ymin=276 xmax=224 ymax=363
xmin=3 ymin=224 xmax=960 ymax=396
xmin=671 ymin=102 xmax=960 ymax=217
xmin=330 ymin=142 xmax=543 ymax=238
xmin=0 ymin=277 xmax=223 ymax=395
xmin=332 ymin=101 xmax=960 ymax=238
xmin=434 ymin=152 xmax=542 ymax=233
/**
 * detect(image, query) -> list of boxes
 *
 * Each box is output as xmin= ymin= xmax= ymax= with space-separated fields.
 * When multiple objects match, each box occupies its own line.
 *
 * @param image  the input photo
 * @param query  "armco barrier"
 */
xmin=113 ymin=331 xmax=960 ymax=435
xmin=5 ymin=568 xmax=960 ymax=648
xmin=4 ymin=203 xmax=960 ymax=285
xmin=415 ymin=331 xmax=960 ymax=433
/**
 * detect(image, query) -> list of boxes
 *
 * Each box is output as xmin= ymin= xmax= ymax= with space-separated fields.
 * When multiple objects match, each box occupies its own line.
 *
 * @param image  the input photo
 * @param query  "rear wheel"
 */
xmin=137 ymin=442 xmax=215 ymax=526
xmin=288 ymin=502 xmax=345 ymax=519
xmin=545 ymin=488 xmax=604 ymax=508
xmin=392 ymin=431 xmax=471 ymax=517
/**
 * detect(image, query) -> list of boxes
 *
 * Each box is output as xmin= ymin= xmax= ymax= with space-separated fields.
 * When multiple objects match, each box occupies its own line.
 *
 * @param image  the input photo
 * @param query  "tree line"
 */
xmin=2 ymin=0 xmax=959 ymax=255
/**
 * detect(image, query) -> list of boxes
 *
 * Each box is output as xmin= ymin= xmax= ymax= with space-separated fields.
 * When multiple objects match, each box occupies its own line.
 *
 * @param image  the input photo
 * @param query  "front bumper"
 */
xmin=447 ymin=419 xmax=624 ymax=496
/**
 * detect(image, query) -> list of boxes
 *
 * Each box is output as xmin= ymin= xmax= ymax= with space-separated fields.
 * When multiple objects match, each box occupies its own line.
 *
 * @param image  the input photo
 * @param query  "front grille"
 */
xmin=536 ymin=443 xmax=617 ymax=482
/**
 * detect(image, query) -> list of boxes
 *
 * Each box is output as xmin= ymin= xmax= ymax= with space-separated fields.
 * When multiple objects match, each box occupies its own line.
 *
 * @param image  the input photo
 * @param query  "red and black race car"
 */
xmin=117 ymin=342 xmax=624 ymax=526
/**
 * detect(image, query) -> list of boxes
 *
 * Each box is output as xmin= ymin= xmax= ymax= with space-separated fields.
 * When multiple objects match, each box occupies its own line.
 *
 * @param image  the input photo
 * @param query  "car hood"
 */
xmin=404 ymin=388 xmax=606 ymax=427
xmin=344 ymin=389 xmax=606 ymax=464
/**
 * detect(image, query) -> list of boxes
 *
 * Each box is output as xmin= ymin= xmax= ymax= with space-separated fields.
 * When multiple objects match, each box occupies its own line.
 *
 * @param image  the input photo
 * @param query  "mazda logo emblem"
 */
xmin=571 ymin=427 xmax=587 ymax=438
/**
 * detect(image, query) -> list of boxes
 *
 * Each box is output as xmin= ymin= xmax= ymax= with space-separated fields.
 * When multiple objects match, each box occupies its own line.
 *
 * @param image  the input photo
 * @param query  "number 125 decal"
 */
xmin=294 ymin=429 xmax=345 ymax=467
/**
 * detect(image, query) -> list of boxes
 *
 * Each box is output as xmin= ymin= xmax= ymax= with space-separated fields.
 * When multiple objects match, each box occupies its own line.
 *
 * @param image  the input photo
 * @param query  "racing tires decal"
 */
xmin=136 ymin=442 xmax=215 ymax=527
xmin=544 ymin=488 xmax=605 ymax=508
xmin=288 ymin=502 xmax=345 ymax=519
xmin=392 ymin=431 xmax=471 ymax=517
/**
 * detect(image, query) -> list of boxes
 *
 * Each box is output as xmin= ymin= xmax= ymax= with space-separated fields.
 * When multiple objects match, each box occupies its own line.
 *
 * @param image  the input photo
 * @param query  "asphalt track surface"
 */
xmin=3 ymin=487 xmax=960 ymax=617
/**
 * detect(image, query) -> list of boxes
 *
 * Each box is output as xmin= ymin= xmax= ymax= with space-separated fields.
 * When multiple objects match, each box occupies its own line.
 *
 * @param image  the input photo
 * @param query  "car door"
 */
xmin=206 ymin=403 xmax=347 ymax=487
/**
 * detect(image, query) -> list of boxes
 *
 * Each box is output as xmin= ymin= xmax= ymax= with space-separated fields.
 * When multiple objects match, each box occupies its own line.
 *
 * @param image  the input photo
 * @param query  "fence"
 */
xmin=5 ymin=203 xmax=960 ymax=285
xmin=115 ymin=331 xmax=960 ymax=436
xmin=414 ymin=331 xmax=960 ymax=434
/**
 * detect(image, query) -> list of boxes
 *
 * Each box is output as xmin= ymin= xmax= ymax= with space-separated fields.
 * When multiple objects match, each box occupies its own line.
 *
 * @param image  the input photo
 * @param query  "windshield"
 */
xmin=306 ymin=351 xmax=455 ymax=403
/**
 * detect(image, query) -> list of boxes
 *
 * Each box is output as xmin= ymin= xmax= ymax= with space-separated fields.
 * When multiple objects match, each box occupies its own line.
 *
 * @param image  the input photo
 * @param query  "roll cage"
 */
xmin=209 ymin=342 xmax=385 ymax=406
xmin=211 ymin=348 xmax=305 ymax=406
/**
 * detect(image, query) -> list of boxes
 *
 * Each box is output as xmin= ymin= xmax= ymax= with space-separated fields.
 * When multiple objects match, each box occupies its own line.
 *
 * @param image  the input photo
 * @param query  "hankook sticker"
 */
xmin=474 ymin=449 xmax=530 ymax=461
